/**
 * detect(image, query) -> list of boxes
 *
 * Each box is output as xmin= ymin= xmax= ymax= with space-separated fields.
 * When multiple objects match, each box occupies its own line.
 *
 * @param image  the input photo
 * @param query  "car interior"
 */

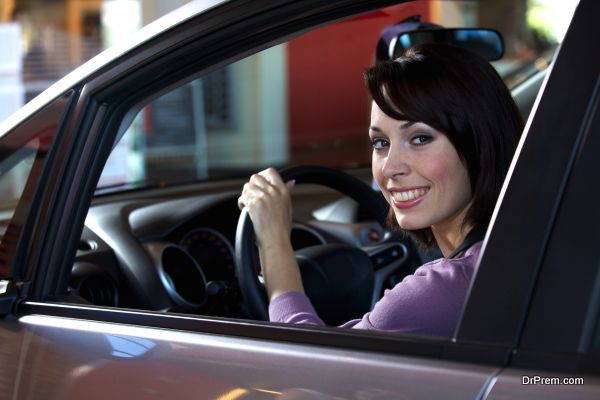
xmin=63 ymin=4 xmax=553 ymax=328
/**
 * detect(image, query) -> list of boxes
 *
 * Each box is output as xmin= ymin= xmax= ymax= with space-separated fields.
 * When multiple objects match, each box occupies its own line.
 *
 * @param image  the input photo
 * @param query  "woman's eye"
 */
xmin=410 ymin=135 xmax=432 ymax=146
xmin=371 ymin=138 xmax=389 ymax=150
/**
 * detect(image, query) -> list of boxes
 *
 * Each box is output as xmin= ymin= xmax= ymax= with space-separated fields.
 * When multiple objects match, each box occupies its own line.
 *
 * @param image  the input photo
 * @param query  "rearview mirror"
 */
xmin=392 ymin=28 xmax=504 ymax=61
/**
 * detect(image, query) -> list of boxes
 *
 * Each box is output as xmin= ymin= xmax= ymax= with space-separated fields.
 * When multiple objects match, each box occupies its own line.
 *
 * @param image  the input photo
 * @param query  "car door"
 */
xmin=0 ymin=0 xmax=598 ymax=399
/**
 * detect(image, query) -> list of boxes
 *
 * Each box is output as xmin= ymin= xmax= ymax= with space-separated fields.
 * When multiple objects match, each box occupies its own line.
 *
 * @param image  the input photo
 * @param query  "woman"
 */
xmin=237 ymin=43 xmax=523 ymax=337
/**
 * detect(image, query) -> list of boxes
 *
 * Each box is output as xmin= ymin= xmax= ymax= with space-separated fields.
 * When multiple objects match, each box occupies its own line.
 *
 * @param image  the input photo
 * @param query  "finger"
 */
xmin=250 ymin=173 xmax=273 ymax=190
xmin=237 ymin=184 xmax=250 ymax=209
xmin=259 ymin=168 xmax=286 ymax=188
xmin=240 ymin=182 xmax=252 ymax=197
xmin=238 ymin=181 xmax=257 ymax=209
xmin=286 ymin=179 xmax=296 ymax=190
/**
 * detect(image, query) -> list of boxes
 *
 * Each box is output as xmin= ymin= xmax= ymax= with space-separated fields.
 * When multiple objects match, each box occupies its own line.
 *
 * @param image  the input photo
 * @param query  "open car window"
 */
xmin=72 ymin=1 xmax=579 ymax=339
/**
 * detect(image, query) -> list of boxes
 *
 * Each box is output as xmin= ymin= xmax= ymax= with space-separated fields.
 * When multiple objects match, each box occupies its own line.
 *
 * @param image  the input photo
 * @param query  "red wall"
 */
xmin=287 ymin=3 xmax=430 ymax=165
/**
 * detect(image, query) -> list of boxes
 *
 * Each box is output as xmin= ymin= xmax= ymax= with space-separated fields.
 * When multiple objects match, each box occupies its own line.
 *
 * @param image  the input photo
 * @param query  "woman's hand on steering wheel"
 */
xmin=237 ymin=168 xmax=295 ymax=248
xmin=237 ymin=168 xmax=303 ymax=301
xmin=235 ymin=165 xmax=390 ymax=321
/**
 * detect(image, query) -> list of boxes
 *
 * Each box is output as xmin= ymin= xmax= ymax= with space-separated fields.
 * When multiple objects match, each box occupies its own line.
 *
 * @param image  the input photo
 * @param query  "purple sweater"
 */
xmin=269 ymin=241 xmax=483 ymax=337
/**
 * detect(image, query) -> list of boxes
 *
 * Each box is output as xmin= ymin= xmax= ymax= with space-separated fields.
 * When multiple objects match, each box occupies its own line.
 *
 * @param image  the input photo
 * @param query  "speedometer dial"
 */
xmin=180 ymin=228 xmax=235 ymax=281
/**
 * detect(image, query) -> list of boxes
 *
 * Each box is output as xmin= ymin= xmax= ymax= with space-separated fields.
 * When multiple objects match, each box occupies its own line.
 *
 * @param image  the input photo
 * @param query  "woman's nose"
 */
xmin=382 ymin=145 xmax=410 ymax=179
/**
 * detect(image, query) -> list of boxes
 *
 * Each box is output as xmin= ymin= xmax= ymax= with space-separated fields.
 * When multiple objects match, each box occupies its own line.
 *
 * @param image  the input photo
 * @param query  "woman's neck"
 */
xmin=431 ymin=207 xmax=472 ymax=258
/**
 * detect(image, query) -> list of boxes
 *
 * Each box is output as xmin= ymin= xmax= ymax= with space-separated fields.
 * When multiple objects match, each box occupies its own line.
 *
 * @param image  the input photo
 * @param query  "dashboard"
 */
xmin=72 ymin=186 xmax=392 ymax=319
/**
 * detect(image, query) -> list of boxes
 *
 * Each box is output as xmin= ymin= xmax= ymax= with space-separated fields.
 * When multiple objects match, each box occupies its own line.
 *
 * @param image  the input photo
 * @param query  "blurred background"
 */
xmin=0 ymin=0 xmax=189 ymax=114
xmin=0 ymin=0 xmax=577 ymax=117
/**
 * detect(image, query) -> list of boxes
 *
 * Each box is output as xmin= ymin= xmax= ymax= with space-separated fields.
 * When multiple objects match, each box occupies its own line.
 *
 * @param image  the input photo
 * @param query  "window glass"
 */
xmin=0 ymin=94 xmax=69 ymax=278
xmin=0 ymin=143 xmax=39 ymax=277
xmin=0 ymin=141 xmax=38 ymax=220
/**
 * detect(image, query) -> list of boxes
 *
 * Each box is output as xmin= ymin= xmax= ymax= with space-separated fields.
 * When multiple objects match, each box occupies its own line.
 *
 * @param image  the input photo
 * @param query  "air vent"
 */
xmin=70 ymin=262 xmax=118 ymax=306
xmin=76 ymin=276 xmax=118 ymax=307
xmin=78 ymin=240 xmax=97 ymax=251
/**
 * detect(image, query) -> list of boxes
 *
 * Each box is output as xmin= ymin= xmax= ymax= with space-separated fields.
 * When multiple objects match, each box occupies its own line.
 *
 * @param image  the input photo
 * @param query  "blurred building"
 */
xmin=0 ymin=0 xmax=189 ymax=104
xmin=0 ymin=21 xmax=22 ymax=124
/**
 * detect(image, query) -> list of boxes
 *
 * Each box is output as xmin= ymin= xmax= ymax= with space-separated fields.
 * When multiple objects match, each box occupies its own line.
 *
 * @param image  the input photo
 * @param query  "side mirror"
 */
xmin=392 ymin=28 xmax=504 ymax=61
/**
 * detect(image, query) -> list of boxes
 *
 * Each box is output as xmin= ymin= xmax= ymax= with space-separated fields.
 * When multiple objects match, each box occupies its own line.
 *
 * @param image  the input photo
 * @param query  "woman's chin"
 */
xmin=395 ymin=217 xmax=428 ymax=231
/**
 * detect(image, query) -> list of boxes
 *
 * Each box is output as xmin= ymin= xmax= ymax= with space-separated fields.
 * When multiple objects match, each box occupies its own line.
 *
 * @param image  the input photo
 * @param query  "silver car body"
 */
xmin=1 ymin=0 xmax=599 ymax=398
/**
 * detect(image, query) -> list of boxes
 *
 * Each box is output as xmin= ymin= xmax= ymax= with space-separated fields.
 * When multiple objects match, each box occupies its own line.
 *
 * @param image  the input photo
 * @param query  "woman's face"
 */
xmin=370 ymin=101 xmax=472 ymax=233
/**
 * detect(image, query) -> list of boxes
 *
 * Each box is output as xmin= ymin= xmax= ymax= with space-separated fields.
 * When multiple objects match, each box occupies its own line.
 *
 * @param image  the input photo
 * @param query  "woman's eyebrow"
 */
xmin=370 ymin=122 xmax=415 ymax=133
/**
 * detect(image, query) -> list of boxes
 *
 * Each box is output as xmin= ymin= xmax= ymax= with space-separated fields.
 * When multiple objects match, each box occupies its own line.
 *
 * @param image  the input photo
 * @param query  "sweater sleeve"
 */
xmin=346 ymin=257 xmax=474 ymax=336
xmin=269 ymin=291 xmax=326 ymax=326
xmin=269 ymin=242 xmax=481 ymax=337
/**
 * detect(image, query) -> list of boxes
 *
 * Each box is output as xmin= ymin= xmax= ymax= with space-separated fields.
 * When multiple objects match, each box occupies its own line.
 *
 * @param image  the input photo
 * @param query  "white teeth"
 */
xmin=391 ymin=188 xmax=426 ymax=201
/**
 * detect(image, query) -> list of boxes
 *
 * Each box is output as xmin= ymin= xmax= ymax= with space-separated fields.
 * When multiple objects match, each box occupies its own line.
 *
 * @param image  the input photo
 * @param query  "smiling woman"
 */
xmin=238 ymin=43 xmax=524 ymax=337
xmin=367 ymin=44 xmax=524 ymax=250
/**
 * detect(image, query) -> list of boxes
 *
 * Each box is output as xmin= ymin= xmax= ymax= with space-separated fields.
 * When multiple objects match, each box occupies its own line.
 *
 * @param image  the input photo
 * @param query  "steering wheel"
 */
xmin=235 ymin=165 xmax=409 ymax=323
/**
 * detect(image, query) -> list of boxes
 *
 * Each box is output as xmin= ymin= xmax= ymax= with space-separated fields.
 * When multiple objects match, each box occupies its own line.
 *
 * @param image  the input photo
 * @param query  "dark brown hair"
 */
xmin=365 ymin=43 xmax=523 ymax=248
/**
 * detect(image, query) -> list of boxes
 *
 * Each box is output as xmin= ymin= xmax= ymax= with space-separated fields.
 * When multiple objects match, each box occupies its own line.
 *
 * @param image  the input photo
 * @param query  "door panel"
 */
xmin=6 ymin=314 xmax=496 ymax=399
